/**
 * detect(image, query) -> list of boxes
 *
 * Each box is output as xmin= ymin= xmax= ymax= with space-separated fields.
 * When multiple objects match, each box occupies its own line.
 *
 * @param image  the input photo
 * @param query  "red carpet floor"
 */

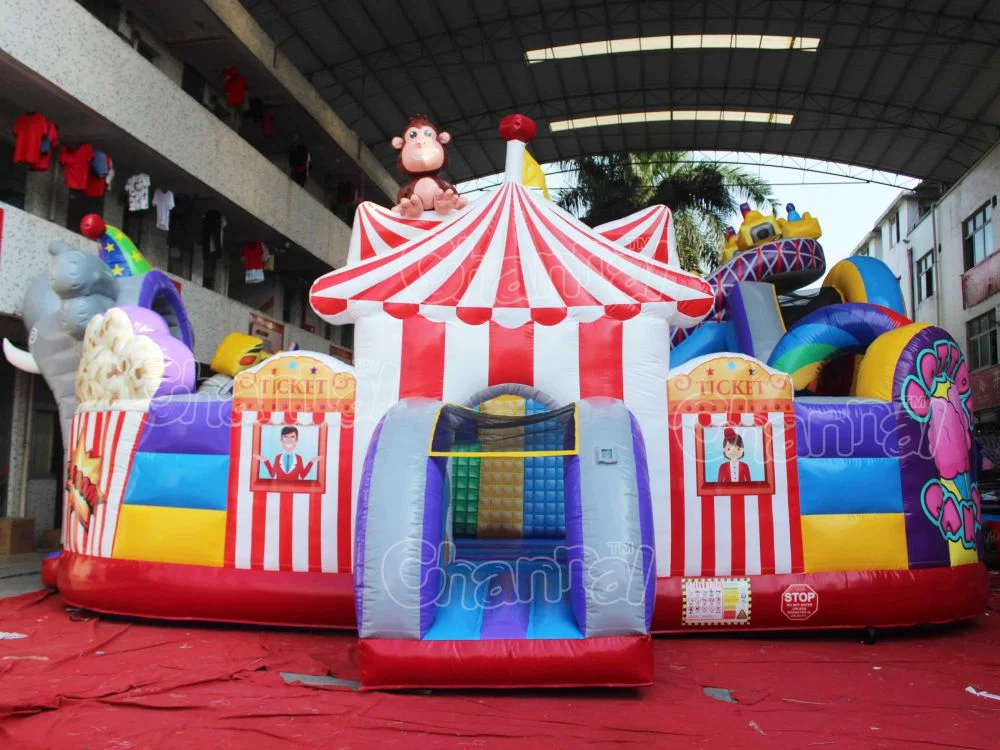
xmin=1 ymin=575 xmax=998 ymax=749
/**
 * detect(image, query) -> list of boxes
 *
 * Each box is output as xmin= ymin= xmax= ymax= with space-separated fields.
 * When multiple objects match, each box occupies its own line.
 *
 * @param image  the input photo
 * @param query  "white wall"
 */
xmin=0 ymin=0 xmax=352 ymax=268
xmin=934 ymin=144 xmax=1000 ymax=343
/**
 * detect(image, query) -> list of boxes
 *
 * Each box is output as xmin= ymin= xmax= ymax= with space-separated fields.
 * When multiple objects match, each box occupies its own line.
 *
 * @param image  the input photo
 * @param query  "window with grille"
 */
xmin=964 ymin=201 xmax=995 ymax=271
xmin=914 ymin=251 xmax=934 ymax=303
xmin=967 ymin=309 xmax=998 ymax=371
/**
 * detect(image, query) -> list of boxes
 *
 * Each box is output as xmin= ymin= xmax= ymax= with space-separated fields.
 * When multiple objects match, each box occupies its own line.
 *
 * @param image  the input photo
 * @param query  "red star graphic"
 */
xmin=271 ymin=368 xmax=278 ymax=375
xmin=706 ymin=367 xmax=714 ymax=376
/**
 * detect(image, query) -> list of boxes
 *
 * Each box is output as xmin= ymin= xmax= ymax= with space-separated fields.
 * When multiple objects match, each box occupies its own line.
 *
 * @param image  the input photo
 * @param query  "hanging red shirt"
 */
xmin=224 ymin=73 xmax=247 ymax=106
xmin=12 ymin=113 xmax=48 ymax=166
xmin=84 ymin=152 xmax=111 ymax=197
xmin=32 ymin=122 xmax=60 ymax=172
xmin=59 ymin=144 xmax=94 ymax=191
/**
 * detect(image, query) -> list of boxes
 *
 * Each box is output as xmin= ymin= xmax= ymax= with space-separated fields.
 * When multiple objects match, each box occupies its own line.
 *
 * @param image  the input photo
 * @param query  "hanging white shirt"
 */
xmin=125 ymin=173 xmax=151 ymax=212
xmin=151 ymin=188 xmax=175 ymax=231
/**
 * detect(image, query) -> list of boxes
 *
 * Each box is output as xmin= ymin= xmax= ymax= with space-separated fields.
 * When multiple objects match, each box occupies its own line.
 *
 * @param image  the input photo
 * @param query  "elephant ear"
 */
xmin=48 ymin=242 xmax=120 ymax=339
xmin=61 ymin=294 xmax=116 ymax=340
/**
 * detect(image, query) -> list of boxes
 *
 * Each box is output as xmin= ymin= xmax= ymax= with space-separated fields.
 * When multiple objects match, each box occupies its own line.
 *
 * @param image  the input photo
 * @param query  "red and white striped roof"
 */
xmin=348 ymin=201 xmax=455 ymax=264
xmin=594 ymin=205 xmax=675 ymax=266
xmin=348 ymin=199 xmax=674 ymax=266
xmin=311 ymin=180 xmax=712 ymax=328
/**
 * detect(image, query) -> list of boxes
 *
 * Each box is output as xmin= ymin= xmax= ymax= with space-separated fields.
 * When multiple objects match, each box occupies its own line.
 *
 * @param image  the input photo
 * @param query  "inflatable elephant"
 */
xmin=3 ymin=241 xmax=192 ymax=447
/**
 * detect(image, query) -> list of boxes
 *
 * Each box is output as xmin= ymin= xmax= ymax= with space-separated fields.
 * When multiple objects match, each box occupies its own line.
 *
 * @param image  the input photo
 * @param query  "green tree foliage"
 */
xmin=557 ymin=152 xmax=775 ymax=273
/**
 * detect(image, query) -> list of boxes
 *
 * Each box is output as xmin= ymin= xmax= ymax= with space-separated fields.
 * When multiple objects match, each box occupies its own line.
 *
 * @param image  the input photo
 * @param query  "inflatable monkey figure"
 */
xmin=391 ymin=116 xmax=468 ymax=218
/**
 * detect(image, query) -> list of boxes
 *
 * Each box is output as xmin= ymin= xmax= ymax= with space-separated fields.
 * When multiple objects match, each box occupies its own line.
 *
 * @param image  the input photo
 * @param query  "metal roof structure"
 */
xmin=239 ymin=0 xmax=1000 ymax=187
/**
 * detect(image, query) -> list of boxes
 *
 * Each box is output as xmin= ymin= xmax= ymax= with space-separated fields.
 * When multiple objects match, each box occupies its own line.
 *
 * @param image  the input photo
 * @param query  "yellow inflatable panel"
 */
xmin=113 ymin=506 xmax=225 ymax=567
xmin=855 ymin=323 xmax=932 ymax=402
xmin=777 ymin=213 xmax=822 ymax=240
xmin=801 ymin=513 xmax=908 ymax=572
xmin=477 ymin=395 xmax=525 ymax=538
xmin=822 ymin=258 xmax=864 ymax=303
xmin=210 ymin=332 xmax=267 ymax=377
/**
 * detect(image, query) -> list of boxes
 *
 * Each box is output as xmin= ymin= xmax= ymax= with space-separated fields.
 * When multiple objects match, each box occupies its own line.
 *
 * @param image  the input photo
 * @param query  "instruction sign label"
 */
xmin=682 ymin=578 xmax=751 ymax=626
xmin=781 ymin=584 xmax=819 ymax=621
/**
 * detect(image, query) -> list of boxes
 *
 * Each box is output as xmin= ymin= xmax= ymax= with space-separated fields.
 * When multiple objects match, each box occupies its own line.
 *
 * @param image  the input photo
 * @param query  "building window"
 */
xmin=890 ymin=211 xmax=901 ymax=244
xmin=963 ymin=201 xmax=995 ymax=270
xmin=914 ymin=251 xmax=934 ymax=303
xmin=967 ymin=309 xmax=998 ymax=371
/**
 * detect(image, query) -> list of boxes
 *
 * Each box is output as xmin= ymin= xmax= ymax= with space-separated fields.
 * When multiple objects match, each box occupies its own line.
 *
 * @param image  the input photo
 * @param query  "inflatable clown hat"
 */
xmin=83 ymin=216 xmax=152 ymax=278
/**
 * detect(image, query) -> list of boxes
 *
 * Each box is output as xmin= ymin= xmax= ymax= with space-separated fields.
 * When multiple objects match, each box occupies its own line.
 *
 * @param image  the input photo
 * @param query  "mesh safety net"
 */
xmin=432 ymin=402 xmax=577 ymax=458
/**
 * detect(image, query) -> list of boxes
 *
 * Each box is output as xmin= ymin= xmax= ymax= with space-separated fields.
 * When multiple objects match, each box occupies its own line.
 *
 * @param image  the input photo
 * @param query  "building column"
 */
xmin=5 ymin=369 xmax=33 ymax=518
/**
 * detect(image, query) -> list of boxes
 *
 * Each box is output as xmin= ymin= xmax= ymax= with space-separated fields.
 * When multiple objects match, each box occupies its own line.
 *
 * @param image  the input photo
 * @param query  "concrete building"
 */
xmin=0 ymin=0 xmax=398 ymax=544
xmin=850 ymin=141 xmax=1000 ymax=429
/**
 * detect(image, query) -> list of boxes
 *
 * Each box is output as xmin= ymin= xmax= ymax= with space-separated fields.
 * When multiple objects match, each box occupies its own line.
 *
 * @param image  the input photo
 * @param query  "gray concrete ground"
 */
xmin=0 ymin=552 xmax=47 ymax=598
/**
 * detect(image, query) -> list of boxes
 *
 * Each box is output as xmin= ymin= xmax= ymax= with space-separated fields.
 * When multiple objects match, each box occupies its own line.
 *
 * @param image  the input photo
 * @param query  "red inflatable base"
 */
xmin=358 ymin=635 xmax=653 ymax=690
xmin=56 ymin=551 xmax=355 ymax=629
xmin=50 ymin=552 xmax=987 ymax=633
xmin=650 ymin=564 xmax=988 ymax=632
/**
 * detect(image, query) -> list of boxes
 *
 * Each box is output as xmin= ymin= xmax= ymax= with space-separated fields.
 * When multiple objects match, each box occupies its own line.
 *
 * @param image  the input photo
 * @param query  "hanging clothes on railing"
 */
xmin=152 ymin=188 xmax=175 ymax=231
xmin=125 ymin=173 xmax=151 ymax=211
xmin=59 ymin=143 xmax=94 ymax=191
xmin=241 ymin=240 xmax=269 ymax=284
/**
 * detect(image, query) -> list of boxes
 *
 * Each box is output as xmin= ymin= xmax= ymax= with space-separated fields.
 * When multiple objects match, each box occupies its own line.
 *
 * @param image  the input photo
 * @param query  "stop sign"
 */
xmin=781 ymin=584 xmax=819 ymax=621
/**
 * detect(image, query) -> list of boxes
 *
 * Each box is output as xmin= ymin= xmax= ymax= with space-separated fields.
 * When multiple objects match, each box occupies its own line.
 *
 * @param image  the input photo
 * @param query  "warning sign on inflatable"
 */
xmin=781 ymin=584 xmax=819 ymax=621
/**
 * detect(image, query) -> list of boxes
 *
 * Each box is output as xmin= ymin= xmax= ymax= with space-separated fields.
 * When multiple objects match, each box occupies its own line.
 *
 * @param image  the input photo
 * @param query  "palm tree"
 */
xmin=557 ymin=152 xmax=775 ymax=273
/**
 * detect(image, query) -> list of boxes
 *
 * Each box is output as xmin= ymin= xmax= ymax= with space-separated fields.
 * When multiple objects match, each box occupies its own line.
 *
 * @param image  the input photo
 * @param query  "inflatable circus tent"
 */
xmin=309 ymin=122 xmax=714 ymax=687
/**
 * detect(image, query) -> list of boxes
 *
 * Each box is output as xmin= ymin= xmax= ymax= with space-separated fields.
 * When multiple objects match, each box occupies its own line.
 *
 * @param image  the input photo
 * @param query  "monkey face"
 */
xmin=392 ymin=121 xmax=451 ymax=174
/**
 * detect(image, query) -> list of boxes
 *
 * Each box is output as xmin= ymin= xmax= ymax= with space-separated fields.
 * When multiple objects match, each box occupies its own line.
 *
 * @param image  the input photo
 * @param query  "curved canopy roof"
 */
xmin=309 ymin=180 xmax=713 ymax=328
xmin=240 ymin=0 xmax=1000 ymax=185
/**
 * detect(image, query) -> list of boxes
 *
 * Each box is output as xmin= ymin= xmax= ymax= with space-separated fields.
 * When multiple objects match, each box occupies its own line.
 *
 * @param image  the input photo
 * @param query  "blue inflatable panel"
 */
xmin=670 ymin=322 xmax=739 ymax=367
xmin=123 ymin=452 xmax=229 ymax=510
xmin=846 ymin=256 xmax=907 ymax=315
xmin=138 ymin=396 xmax=232 ymax=455
xmin=797 ymin=456 xmax=903 ymax=515
xmin=523 ymin=398 xmax=565 ymax=537
xmin=795 ymin=397 xmax=901 ymax=458
xmin=423 ymin=562 xmax=582 ymax=641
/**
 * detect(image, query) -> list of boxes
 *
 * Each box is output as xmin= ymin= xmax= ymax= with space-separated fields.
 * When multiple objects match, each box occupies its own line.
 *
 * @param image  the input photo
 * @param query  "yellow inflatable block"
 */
xmin=478 ymin=395 xmax=525 ymax=538
xmin=777 ymin=213 xmax=822 ymax=240
xmin=855 ymin=323 xmax=931 ymax=402
xmin=801 ymin=513 xmax=908 ymax=572
xmin=736 ymin=209 xmax=780 ymax=251
xmin=210 ymin=332 xmax=267 ymax=377
xmin=113 ymin=505 xmax=225 ymax=567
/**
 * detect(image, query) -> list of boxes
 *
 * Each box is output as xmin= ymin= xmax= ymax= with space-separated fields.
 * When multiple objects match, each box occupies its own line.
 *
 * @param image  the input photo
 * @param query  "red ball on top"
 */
xmin=498 ymin=114 xmax=537 ymax=143
xmin=80 ymin=213 xmax=106 ymax=239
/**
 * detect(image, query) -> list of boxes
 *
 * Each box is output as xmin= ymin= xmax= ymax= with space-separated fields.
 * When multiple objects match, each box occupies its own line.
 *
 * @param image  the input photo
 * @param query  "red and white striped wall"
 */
xmin=225 ymin=409 xmax=354 ymax=573
xmin=668 ymin=410 xmax=803 ymax=577
xmin=64 ymin=408 xmax=145 ymax=558
xmin=351 ymin=314 xmax=674 ymax=574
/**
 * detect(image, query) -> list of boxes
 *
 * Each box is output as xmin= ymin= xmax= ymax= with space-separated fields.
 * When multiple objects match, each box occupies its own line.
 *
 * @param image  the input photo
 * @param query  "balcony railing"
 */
xmin=971 ymin=364 xmax=1000 ymax=412
xmin=962 ymin=251 xmax=1000 ymax=308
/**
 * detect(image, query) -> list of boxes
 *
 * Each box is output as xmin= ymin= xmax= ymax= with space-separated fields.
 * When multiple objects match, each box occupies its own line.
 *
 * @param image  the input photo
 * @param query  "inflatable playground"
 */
xmin=4 ymin=114 xmax=986 ymax=690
